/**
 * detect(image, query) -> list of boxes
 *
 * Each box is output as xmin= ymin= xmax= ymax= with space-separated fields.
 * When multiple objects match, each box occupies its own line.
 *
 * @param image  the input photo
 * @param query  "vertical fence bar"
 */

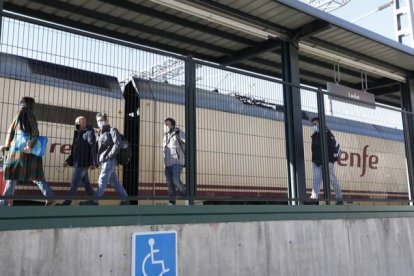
xmin=400 ymin=80 xmax=414 ymax=205
xmin=317 ymin=88 xmax=331 ymax=204
xmin=185 ymin=56 xmax=196 ymax=205
xmin=0 ymin=0 xmax=3 ymax=41
xmin=281 ymin=41 xmax=306 ymax=204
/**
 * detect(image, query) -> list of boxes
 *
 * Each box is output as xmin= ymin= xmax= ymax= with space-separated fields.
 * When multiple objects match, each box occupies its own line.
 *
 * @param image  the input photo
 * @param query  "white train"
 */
xmin=0 ymin=53 xmax=409 ymax=204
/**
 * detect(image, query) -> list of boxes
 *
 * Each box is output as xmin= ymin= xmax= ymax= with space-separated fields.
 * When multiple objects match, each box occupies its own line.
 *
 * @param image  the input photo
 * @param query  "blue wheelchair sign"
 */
xmin=132 ymin=231 xmax=177 ymax=276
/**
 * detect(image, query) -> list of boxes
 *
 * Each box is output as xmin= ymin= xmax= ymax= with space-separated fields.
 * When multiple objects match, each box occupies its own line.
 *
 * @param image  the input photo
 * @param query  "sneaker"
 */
xmin=79 ymin=200 xmax=98 ymax=205
xmin=56 ymin=201 xmax=71 ymax=206
xmin=303 ymin=199 xmax=319 ymax=205
xmin=45 ymin=200 xmax=57 ymax=206
xmin=336 ymin=200 xmax=344 ymax=205
xmin=184 ymin=200 xmax=190 ymax=206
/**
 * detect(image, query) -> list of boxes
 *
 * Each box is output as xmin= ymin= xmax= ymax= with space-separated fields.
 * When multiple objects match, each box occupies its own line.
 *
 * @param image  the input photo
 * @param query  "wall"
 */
xmin=0 ymin=216 xmax=413 ymax=276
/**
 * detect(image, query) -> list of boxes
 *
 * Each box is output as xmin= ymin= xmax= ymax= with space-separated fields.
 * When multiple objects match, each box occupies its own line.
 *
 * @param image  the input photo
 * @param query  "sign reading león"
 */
xmin=327 ymin=82 xmax=376 ymax=108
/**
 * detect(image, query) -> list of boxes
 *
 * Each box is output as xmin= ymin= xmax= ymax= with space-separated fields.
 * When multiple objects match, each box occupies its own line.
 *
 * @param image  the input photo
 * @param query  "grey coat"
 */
xmin=163 ymin=128 xmax=185 ymax=167
xmin=96 ymin=125 xmax=122 ymax=164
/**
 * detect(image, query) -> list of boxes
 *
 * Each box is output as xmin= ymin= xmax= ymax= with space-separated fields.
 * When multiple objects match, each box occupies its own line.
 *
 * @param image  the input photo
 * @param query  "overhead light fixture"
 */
xmin=149 ymin=0 xmax=278 ymax=40
xmin=299 ymin=43 xmax=406 ymax=83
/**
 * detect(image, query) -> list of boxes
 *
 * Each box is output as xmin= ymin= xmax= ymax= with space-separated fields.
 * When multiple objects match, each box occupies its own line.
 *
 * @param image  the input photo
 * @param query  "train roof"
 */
xmin=133 ymin=78 xmax=404 ymax=142
xmin=0 ymin=53 xmax=122 ymax=99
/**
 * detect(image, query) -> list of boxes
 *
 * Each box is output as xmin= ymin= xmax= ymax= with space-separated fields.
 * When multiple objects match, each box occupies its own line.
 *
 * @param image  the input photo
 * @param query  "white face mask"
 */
xmin=98 ymin=121 xmax=106 ymax=129
xmin=164 ymin=125 xmax=170 ymax=134
xmin=312 ymin=125 xmax=319 ymax=132
xmin=17 ymin=104 xmax=24 ymax=112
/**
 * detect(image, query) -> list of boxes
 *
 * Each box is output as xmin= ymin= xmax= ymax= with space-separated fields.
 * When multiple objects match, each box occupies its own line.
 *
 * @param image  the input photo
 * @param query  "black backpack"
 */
xmin=117 ymin=134 xmax=131 ymax=166
xmin=328 ymin=130 xmax=341 ymax=162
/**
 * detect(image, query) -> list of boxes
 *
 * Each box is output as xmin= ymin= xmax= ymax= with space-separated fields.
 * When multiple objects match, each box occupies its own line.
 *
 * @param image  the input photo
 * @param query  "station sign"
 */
xmin=327 ymin=82 xmax=376 ymax=108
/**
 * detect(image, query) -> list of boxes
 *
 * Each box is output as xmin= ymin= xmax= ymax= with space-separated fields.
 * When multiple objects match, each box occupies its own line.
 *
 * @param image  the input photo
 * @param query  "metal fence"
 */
xmin=0 ymin=13 xmax=413 ymax=206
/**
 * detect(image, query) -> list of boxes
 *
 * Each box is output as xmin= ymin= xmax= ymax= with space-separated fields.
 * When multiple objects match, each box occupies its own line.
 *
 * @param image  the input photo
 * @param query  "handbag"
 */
xmin=11 ymin=130 xmax=48 ymax=157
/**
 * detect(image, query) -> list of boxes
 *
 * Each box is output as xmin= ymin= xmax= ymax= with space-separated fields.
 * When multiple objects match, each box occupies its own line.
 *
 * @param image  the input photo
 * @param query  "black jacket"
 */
xmin=66 ymin=125 xmax=96 ymax=167
xmin=311 ymin=129 xmax=336 ymax=165
xmin=96 ymin=125 xmax=122 ymax=164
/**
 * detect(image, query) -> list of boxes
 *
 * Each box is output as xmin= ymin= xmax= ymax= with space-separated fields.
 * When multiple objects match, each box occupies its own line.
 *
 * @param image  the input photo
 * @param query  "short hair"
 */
xmin=311 ymin=117 xmax=319 ymax=123
xmin=20 ymin=97 xmax=35 ymax=108
xmin=164 ymin=117 xmax=176 ymax=127
xmin=96 ymin=112 xmax=108 ymax=121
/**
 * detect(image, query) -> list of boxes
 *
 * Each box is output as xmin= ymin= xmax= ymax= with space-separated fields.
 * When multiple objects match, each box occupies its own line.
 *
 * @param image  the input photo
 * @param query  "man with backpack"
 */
xmin=80 ymin=113 xmax=129 ymax=205
xmin=310 ymin=117 xmax=343 ymax=205
xmin=163 ymin=118 xmax=186 ymax=205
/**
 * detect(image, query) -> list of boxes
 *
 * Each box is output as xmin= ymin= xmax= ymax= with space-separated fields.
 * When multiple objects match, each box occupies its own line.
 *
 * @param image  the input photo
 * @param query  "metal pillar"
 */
xmin=317 ymin=88 xmax=331 ymax=204
xmin=281 ymin=41 xmax=306 ymax=204
xmin=0 ymin=0 xmax=3 ymax=42
xmin=400 ymin=79 xmax=414 ymax=204
xmin=185 ymin=56 xmax=197 ymax=205
xmin=393 ymin=0 xmax=414 ymax=47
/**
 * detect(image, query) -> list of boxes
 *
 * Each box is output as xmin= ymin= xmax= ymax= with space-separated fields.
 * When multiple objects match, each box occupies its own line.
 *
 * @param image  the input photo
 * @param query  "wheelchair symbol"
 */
xmin=142 ymin=238 xmax=170 ymax=276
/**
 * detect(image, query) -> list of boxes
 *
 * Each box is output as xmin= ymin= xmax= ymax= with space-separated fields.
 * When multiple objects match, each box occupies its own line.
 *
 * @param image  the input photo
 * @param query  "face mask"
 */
xmin=17 ymin=104 xmax=24 ymax=111
xmin=75 ymin=123 xmax=81 ymax=131
xmin=98 ymin=121 xmax=106 ymax=129
xmin=312 ymin=125 xmax=319 ymax=132
xmin=164 ymin=125 xmax=170 ymax=134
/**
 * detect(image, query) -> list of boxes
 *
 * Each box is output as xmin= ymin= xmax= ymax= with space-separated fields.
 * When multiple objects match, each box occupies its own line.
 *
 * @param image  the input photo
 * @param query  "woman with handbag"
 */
xmin=0 ymin=97 xmax=54 ymax=207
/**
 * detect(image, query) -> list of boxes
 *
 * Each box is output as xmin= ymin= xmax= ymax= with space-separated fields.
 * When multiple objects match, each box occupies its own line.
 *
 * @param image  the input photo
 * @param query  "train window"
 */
xmin=28 ymin=59 xmax=113 ymax=90
xmin=34 ymin=103 xmax=98 ymax=127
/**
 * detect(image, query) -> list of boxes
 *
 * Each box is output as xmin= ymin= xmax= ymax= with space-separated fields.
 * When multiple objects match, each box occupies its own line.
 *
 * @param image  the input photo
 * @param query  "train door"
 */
xmin=123 ymin=81 xmax=140 ymax=203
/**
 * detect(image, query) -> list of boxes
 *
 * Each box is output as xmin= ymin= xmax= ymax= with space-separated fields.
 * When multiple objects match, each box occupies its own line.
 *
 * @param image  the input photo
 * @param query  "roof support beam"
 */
xmin=370 ymin=86 xmax=400 ymax=96
xmin=182 ymin=0 xmax=291 ymax=40
xmin=365 ymin=78 xmax=400 ymax=92
xmin=219 ymin=39 xmax=281 ymax=66
xmin=26 ymin=0 xmax=235 ymax=56
xmin=249 ymin=57 xmax=356 ymax=87
xmin=305 ymin=37 xmax=407 ymax=75
xmin=299 ymin=54 xmax=373 ymax=80
xmin=3 ymin=4 xmax=218 ymax=62
xmin=292 ymin=20 xmax=331 ymax=40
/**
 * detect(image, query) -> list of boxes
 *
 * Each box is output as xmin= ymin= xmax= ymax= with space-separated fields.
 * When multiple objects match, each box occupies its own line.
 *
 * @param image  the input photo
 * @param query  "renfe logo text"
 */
xmin=337 ymin=145 xmax=378 ymax=177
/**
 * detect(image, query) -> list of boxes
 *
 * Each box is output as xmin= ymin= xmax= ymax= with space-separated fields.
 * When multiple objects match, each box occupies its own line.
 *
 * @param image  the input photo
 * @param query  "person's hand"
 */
xmin=0 ymin=145 xmax=9 ymax=152
xmin=63 ymin=161 xmax=69 ymax=167
xmin=89 ymin=165 xmax=96 ymax=170
xmin=23 ymin=146 xmax=31 ymax=153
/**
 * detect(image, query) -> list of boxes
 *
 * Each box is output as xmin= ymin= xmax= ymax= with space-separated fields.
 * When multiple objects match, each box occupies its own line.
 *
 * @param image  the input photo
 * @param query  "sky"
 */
xmin=330 ymin=0 xmax=395 ymax=40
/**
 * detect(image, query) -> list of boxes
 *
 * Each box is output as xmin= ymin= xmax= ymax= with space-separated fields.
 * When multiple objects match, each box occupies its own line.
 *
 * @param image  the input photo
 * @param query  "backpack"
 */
xmin=175 ymin=130 xmax=185 ymax=157
xmin=328 ymin=130 xmax=341 ymax=162
xmin=166 ymin=129 xmax=186 ymax=167
xmin=117 ymin=134 xmax=131 ymax=166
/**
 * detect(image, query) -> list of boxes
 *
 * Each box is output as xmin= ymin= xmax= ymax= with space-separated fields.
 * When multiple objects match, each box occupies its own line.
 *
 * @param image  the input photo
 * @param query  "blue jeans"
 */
xmin=62 ymin=167 xmax=95 ymax=205
xmin=0 ymin=179 xmax=54 ymax=207
xmin=165 ymin=164 xmax=185 ymax=205
xmin=94 ymin=159 xmax=128 ymax=200
xmin=311 ymin=162 xmax=342 ymax=200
